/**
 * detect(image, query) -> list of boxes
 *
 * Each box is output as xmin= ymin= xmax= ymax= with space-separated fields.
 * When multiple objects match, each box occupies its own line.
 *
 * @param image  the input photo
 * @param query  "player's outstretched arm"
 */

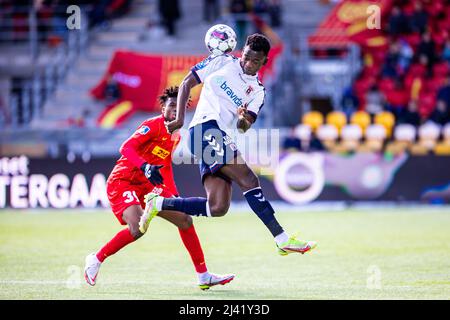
xmin=165 ymin=72 xmax=199 ymax=134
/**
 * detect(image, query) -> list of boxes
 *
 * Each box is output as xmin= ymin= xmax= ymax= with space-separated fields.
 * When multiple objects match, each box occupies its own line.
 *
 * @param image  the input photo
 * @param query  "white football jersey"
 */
xmin=189 ymin=54 xmax=266 ymax=131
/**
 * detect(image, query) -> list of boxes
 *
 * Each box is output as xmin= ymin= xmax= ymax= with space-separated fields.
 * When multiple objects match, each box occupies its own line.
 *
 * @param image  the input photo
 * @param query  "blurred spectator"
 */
xmin=159 ymin=0 xmax=181 ymax=37
xmin=429 ymin=100 xmax=450 ymax=125
xmin=365 ymin=85 xmax=385 ymax=116
xmin=436 ymin=75 xmax=450 ymax=111
xmin=417 ymin=31 xmax=436 ymax=66
xmin=397 ymin=100 xmax=421 ymax=126
xmin=398 ymin=38 xmax=414 ymax=72
xmin=442 ymin=39 xmax=450 ymax=64
xmin=268 ymin=0 xmax=282 ymax=28
xmin=388 ymin=6 xmax=410 ymax=35
xmin=382 ymin=41 xmax=401 ymax=79
xmin=229 ymin=0 xmax=250 ymax=48
xmin=409 ymin=1 xmax=428 ymax=34
xmin=252 ymin=0 xmax=269 ymax=15
xmin=340 ymin=86 xmax=359 ymax=118
xmin=203 ymin=0 xmax=221 ymax=23
xmin=282 ymin=128 xmax=301 ymax=151
xmin=385 ymin=79 xmax=409 ymax=119
xmin=104 ymin=77 xmax=121 ymax=102
xmin=301 ymin=133 xmax=325 ymax=152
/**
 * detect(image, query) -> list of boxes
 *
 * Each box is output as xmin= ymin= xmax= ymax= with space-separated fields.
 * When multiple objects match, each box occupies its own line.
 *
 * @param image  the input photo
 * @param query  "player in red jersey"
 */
xmin=84 ymin=87 xmax=234 ymax=290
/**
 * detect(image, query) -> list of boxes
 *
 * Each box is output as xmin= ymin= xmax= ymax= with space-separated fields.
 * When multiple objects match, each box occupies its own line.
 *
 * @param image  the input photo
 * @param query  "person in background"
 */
xmin=229 ymin=0 xmax=250 ymax=49
xmin=158 ymin=0 xmax=181 ymax=38
xmin=409 ymin=1 xmax=428 ymax=34
xmin=397 ymin=100 xmax=421 ymax=126
xmin=388 ymin=6 xmax=410 ymax=36
xmin=203 ymin=0 xmax=221 ymax=23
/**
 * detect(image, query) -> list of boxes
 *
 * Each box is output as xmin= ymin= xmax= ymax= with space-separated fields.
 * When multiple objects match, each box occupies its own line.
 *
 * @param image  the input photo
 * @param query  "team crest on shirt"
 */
xmin=245 ymin=85 xmax=254 ymax=96
xmin=138 ymin=126 xmax=150 ymax=135
xmin=152 ymin=146 xmax=170 ymax=159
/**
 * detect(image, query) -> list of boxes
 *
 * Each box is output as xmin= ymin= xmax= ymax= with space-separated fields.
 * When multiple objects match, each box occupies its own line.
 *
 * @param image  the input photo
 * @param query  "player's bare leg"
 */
xmin=203 ymin=175 xmax=232 ymax=217
xmin=85 ymin=205 xmax=143 ymax=286
xmin=219 ymin=155 xmax=317 ymax=255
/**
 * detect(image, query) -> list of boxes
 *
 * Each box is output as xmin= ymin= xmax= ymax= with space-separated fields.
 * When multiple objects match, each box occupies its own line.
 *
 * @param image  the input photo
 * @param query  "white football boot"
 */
xmin=198 ymin=272 xmax=235 ymax=290
xmin=84 ymin=253 xmax=102 ymax=286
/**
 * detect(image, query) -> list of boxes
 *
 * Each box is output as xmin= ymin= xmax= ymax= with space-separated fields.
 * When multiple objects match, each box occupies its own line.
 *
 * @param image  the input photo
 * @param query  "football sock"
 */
xmin=274 ymin=232 xmax=289 ymax=246
xmin=197 ymin=271 xmax=210 ymax=283
xmin=162 ymin=197 xmax=210 ymax=217
xmin=96 ymin=228 xmax=135 ymax=262
xmin=178 ymin=225 xmax=208 ymax=273
xmin=243 ymin=187 xmax=284 ymax=238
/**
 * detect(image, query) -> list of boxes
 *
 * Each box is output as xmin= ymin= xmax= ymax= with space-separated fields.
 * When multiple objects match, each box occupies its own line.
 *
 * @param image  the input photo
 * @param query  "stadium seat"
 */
xmin=433 ymin=62 xmax=450 ymax=78
xmin=294 ymin=124 xmax=312 ymax=141
xmin=434 ymin=123 xmax=450 ymax=155
xmin=374 ymin=111 xmax=395 ymax=138
xmin=333 ymin=124 xmax=362 ymax=153
xmin=326 ymin=111 xmax=347 ymax=133
xmin=351 ymin=110 xmax=371 ymax=133
xmin=358 ymin=124 xmax=386 ymax=153
xmin=316 ymin=124 xmax=338 ymax=150
xmin=386 ymin=124 xmax=416 ymax=155
xmin=302 ymin=111 xmax=324 ymax=132
xmin=410 ymin=122 xmax=441 ymax=155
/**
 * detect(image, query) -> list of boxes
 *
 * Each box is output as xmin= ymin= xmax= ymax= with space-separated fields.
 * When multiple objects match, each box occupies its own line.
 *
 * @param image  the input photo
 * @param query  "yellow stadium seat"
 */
xmin=434 ymin=124 xmax=450 ymax=155
xmin=374 ymin=111 xmax=395 ymax=138
xmin=302 ymin=111 xmax=324 ymax=132
xmin=326 ymin=111 xmax=347 ymax=133
xmin=351 ymin=111 xmax=371 ymax=133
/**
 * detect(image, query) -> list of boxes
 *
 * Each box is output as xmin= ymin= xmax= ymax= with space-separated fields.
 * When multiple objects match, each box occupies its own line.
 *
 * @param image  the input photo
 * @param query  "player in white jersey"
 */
xmin=140 ymin=34 xmax=317 ymax=256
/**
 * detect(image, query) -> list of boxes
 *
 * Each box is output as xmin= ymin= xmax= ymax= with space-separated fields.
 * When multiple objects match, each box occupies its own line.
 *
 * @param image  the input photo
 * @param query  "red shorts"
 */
xmin=106 ymin=178 xmax=177 ymax=225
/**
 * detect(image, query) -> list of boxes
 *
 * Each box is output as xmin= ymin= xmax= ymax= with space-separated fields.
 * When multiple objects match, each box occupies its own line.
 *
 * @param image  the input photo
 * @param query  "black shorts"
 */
xmin=189 ymin=120 xmax=239 ymax=184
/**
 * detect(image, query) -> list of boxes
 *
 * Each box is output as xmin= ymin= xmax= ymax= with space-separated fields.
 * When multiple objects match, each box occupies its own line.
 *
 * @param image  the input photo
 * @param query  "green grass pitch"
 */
xmin=1 ymin=208 xmax=449 ymax=299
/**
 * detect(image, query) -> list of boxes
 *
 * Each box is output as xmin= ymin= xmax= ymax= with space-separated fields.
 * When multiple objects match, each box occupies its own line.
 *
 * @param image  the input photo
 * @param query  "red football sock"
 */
xmin=178 ymin=225 xmax=208 ymax=273
xmin=96 ymin=228 xmax=136 ymax=263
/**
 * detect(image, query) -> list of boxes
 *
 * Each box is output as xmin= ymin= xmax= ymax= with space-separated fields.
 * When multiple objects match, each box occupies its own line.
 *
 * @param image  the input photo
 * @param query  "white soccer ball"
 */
xmin=204 ymin=24 xmax=237 ymax=56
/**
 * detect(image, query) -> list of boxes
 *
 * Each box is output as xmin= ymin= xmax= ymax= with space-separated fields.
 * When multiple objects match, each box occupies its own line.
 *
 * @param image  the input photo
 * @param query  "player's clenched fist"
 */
xmin=164 ymin=119 xmax=183 ymax=134
xmin=140 ymin=163 xmax=164 ymax=185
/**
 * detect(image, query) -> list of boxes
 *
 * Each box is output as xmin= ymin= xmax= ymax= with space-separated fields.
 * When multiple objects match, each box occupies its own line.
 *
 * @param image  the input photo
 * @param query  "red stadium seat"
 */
xmin=418 ymin=93 xmax=437 ymax=119
xmin=407 ymin=63 xmax=427 ymax=78
xmin=403 ymin=33 xmax=421 ymax=51
xmin=433 ymin=62 xmax=449 ymax=78
xmin=425 ymin=77 xmax=447 ymax=94
xmin=379 ymin=77 xmax=395 ymax=93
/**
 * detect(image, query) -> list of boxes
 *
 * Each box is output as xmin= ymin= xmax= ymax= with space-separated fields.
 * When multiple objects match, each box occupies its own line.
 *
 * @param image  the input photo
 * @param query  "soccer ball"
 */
xmin=204 ymin=24 xmax=237 ymax=56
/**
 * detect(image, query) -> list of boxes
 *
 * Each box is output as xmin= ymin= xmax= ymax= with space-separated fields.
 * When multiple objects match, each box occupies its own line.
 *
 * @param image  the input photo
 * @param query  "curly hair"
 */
xmin=158 ymin=86 xmax=191 ymax=108
xmin=245 ymin=33 xmax=271 ymax=56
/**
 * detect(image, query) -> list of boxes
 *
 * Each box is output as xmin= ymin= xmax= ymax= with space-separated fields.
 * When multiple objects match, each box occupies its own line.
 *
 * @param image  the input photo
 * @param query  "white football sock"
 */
xmin=197 ymin=271 xmax=210 ymax=283
xmin=274 ymin=232 xmax=289 ymax=246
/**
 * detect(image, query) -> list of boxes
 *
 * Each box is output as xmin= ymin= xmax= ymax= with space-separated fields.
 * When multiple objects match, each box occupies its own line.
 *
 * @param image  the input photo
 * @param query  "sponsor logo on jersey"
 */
xmin=214 ymin=76 xmax=243 ymax=107
xmin=152 ymin=146 xmax=170 ymax=159
xmin=195 ymin=56 xmax=214 ymax=70
xmin=138 ymin=126 xmax=150 ymax=135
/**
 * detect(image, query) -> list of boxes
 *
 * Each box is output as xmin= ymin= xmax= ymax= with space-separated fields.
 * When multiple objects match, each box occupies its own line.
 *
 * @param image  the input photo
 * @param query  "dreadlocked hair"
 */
xmin=158 ymin=86 xmax=192 ymax=108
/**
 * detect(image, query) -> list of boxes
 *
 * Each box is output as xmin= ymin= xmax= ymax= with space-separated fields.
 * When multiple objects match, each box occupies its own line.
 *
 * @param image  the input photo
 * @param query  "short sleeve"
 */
xmin=246 ymin=88 xmax=266 ymax=121
xmin=191 ymin=54 xmax=233 ymax=83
